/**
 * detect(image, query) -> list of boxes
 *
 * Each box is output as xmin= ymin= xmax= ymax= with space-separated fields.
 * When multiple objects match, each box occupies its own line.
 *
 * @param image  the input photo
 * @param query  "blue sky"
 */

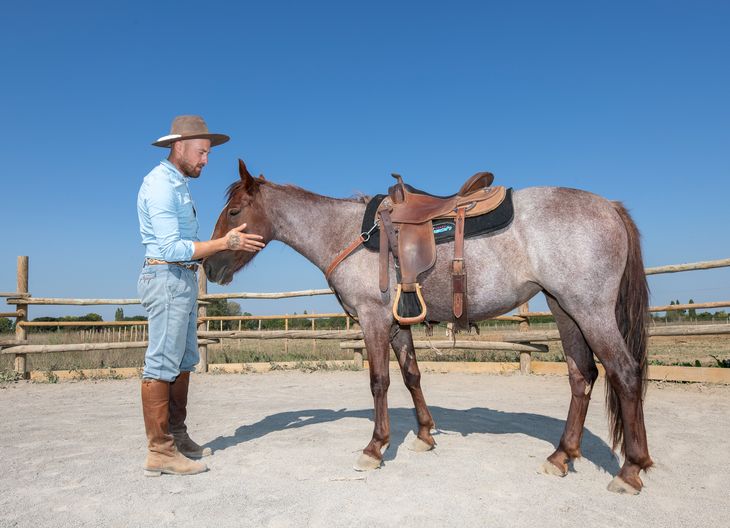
xmin=1 ymin=1 xmax=728 ymax=320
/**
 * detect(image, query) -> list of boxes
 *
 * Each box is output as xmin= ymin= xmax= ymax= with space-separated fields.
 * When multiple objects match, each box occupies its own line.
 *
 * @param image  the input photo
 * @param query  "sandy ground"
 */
xmin=0 ymin=371 xmax=728 ymax=528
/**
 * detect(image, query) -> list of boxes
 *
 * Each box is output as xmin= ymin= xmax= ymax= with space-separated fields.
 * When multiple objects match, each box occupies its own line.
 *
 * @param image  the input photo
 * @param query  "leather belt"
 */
xmin=144 ymin=258 xmax=199 ymax=271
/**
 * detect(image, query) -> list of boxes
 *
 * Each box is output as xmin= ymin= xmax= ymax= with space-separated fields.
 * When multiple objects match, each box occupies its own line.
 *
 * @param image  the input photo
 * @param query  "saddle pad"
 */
xmin=361 ymin=188 xmax=514 ymax=251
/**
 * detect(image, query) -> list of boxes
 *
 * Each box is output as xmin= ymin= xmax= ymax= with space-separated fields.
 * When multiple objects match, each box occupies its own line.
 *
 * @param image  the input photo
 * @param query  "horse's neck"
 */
xmin=263 ymin=184 xmax=365 ymax=273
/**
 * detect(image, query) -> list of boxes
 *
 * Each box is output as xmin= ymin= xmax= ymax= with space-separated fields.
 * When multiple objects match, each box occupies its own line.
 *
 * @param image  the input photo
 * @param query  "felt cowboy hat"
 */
xmin=152 ymin=115 xmax=230 ymax=147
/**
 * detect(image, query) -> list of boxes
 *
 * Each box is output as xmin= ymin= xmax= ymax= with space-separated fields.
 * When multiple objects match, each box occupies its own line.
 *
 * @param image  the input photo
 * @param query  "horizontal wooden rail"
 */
xmin=18 ymin=320 xmax=148 ymax=327
xmin=1 ymin=339 xmax=219 ymax=355
xmin=481 ymin=323 xmax=730 ymax=342
xmin=650 ymin=301 xmax=730 ymax=312
xmin=0 ymin=292 xmax=29 ymax=298
xmin=647 ymin=324 xmax=730 ymax=337
xmin=0 ymin=310 xmax=24 ymax=318
xmin=198 ymin=330 xmax=364 ymax=340
xmin=200 ymin=289 xmax=333 ymax=300
xmin=6 ymin=298 xmax=141 ymax=306
xmin=339 ymin=340 xmax=549 ymax=353
xmin=645 ymin=258 xmax=730 ymax=275
xmin=200 ymin=313 xmax=525 ymax=322
xmin=0 ymin=339 xmax=27 ymax=347
xmin=202 ymin=313 xmax=347 ymax=321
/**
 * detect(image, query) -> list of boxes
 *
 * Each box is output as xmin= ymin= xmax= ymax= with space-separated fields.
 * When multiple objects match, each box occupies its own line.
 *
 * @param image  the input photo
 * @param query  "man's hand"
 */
xmin=223 ymin=223 xmax=265 ymax=253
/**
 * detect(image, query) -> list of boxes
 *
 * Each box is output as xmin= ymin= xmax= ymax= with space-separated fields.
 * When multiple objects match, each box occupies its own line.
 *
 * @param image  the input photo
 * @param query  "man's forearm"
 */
xmin=191 ymin=238 xmax=227 ymax=260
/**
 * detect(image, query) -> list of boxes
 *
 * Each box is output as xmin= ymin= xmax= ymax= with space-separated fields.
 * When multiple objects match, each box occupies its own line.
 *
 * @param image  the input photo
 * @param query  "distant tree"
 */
xmin=115 ymin=307 xmax=124 ymax=321
xmin=666 ymin=300 xmax=676 ymax=321
xmin=0 ymin=317 xmax=13 ymax=333
xmin=206 ymin=299 xmax=243 ymax=330
xmin=206 ymin=299 xmax=228 ymax=317
xmin=688 ymin=299 xmax=696 ymax=318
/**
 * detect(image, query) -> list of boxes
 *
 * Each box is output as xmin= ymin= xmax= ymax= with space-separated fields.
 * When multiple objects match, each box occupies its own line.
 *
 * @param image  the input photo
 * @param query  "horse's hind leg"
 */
xmin=541 ymin=295 xmax=599 ymax=477
xmin=390 ymin=324 xmax=436 ymax=451
xmin=353 ymin=308 xmax=393 ymax=471
xmin=570 ymin=308 xmax=653 ymax=494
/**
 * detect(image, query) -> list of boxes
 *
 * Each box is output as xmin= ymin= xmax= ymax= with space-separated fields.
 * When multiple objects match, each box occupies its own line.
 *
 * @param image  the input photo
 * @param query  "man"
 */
xmin=137 ymin=115 xmax=265 ymax=476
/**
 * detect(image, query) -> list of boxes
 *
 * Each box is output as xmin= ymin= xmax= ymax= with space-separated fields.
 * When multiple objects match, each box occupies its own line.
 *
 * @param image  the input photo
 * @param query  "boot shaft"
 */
xmin=169 ymin=371 xmax=191 ymax=432
xmin=141 ymin=379 xmax=175 ymax=453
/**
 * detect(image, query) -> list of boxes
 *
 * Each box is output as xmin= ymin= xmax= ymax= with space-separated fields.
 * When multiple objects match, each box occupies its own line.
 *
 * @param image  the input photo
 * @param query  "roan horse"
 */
xmin=204 ymin=160 xmax=652 ymax=494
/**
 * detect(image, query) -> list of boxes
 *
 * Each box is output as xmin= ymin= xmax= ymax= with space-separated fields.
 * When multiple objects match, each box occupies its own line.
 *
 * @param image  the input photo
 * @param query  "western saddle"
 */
xmin=326 ymin=172 xmax=506 ymax=330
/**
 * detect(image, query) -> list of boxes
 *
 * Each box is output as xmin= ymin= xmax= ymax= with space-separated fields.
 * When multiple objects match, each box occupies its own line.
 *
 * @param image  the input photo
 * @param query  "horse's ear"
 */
xmin=238 ymin=158 xmax=258 ymax=193
xmin=238 ymin=159 xmax=254 ymax=180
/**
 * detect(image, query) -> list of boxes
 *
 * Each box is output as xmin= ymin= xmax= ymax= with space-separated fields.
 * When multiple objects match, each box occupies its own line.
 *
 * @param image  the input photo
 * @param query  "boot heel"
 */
xmin=144 ymin=469 xmax=162 ymax=477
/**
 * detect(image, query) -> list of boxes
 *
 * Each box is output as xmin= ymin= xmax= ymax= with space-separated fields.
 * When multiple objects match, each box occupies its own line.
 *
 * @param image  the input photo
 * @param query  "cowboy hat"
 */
xmin=152 ymin=115 xmax=230 ymax=147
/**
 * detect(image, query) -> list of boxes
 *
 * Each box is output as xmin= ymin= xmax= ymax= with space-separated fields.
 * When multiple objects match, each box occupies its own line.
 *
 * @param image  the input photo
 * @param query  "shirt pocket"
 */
xmin=178 ymin=191 xmax=197 ymax=222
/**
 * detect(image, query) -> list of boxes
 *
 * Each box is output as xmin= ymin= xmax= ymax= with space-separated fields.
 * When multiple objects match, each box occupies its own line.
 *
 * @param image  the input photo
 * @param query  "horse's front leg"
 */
xmin=390 ymin=324 xmax=436 ymax=452
xmin=353 ymin=310 xmax=393 ymax=471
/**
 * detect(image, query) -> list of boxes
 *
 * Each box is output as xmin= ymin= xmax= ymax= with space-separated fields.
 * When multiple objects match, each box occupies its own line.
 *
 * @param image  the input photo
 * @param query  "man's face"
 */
xmin=175 ymin=138 xmax=211 ymax=178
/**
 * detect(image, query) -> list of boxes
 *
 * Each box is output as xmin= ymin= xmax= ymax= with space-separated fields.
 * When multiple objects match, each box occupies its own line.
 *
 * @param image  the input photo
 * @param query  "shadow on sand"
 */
xmin=206 ymin=405 xmax=620 ymax=474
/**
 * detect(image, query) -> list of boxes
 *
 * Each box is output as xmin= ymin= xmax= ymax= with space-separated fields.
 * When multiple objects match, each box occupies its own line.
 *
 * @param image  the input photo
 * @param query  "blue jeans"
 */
xmin=138 ymin=264 xmax=199 ymax=381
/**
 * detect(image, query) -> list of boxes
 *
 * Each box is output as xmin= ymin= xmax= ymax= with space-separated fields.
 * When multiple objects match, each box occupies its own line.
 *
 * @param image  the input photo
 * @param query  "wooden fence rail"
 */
xmin=2 ymin=255 xmax=730 ymax=382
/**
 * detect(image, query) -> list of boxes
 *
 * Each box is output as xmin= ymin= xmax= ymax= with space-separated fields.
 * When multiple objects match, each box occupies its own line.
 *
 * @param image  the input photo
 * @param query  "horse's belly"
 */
xmin=417 ymin=232 xmax=539 ymax=322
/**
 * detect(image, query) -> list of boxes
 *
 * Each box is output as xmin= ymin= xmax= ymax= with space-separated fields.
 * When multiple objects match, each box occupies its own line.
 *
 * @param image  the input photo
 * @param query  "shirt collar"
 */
xmin=160 ymin=159 xmax=188 ymax=182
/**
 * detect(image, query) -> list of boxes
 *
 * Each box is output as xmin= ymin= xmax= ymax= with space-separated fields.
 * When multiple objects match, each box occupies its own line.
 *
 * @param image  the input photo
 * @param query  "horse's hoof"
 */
xmin=607 ymin=476 xmax=640 ymax=495
xmin=539 ymin=460 xmax=567 ymax=477
xmin=409 ymin=437 xmax=435 ymax=452
xmin=353 ymin=453 xmax=382 ymax=472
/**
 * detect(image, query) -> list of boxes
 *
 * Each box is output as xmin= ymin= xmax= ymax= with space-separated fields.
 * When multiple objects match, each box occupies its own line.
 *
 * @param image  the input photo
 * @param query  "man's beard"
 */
xmin=180 ymin=160 xmax=203 ymax=178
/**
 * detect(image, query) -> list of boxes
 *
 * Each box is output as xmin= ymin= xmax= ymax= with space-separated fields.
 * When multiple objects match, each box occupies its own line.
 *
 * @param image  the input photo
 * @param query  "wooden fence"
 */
xmin=2 ymin=255 xmax=730 ymax=383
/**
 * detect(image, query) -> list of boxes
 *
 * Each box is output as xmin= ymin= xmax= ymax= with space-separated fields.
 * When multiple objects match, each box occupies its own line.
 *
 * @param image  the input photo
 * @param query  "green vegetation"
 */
xmin=0 ymin=370 xmax=23 ymax=383
xmin=114 ymin=307 xmax=147 ymax=322
xmin=656 ymin=299 xmax=728 ymax=323
xmin=28 ymin=313 xmax=104 ymax=332
xmin=0 ymin=317 xmax=13 ymax=333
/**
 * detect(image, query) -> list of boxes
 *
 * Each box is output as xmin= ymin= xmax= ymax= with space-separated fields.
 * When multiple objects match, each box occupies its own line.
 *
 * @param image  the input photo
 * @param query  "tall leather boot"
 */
xmin=141 ymin=379 xmax=207 ymax=476
xmin=169 ymin=371 xmax=212 ymax=458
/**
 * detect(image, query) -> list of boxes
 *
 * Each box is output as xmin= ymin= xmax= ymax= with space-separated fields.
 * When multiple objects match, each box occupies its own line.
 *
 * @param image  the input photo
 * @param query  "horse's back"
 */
xmin=419 ymin=186 xmax=630 ymax=321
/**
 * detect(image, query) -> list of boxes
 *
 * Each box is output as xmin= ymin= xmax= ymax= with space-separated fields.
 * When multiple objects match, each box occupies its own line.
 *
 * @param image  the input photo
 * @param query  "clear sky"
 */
xmin=1 ymin=0 xmax=728 ymax=320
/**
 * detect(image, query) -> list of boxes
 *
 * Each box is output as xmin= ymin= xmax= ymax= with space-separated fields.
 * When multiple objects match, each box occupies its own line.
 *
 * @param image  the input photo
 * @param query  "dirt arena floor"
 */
xmin=1 ymin=370 xmax=728 ymax=528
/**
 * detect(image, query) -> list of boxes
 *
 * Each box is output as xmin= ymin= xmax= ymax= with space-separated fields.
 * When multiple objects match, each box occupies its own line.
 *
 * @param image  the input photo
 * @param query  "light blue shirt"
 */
xmin=137 ymin=159 xmax=199 ymax=263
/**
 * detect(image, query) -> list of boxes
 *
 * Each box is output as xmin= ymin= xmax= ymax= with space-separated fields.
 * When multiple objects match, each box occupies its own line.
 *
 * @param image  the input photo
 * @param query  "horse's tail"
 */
xmin=608 ymin=202 xmax=649 ymax=453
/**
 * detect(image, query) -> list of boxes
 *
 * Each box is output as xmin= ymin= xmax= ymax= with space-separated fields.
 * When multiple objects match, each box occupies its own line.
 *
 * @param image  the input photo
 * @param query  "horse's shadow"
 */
xmin=205 ymin=406 xmax=620 ymax=474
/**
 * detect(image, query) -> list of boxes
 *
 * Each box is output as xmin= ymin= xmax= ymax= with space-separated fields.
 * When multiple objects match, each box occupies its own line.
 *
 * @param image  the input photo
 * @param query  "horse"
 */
xmin=203 ymin=159 xmax=653 ymax=494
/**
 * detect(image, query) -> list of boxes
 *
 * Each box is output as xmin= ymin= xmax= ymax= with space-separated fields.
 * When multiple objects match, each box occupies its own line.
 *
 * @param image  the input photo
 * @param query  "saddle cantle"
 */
xmin=376 ymin=173 xmax=506 ymax=328
xmin=325 ymin=171 xmax=511 ymax=331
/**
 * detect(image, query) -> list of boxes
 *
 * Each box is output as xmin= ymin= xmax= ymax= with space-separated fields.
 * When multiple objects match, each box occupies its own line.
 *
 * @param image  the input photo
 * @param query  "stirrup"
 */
xmin=392 ymin=284 xmax=427 ymax=325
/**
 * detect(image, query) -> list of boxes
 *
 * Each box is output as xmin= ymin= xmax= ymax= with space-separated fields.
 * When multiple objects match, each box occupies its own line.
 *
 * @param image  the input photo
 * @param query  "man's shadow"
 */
xmin=205 ymin=406 xmax=620 ymax=474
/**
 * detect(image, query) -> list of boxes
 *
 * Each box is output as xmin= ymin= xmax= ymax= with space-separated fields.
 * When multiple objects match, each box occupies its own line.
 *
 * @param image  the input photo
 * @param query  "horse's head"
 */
xmin=203 ymin=159 xmax=274 ymax=285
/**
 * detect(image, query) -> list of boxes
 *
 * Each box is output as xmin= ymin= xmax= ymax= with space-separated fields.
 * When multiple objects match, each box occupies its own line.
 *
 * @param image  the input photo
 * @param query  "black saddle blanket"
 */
xmin=360 ymin=188 xmax=514 ymax=251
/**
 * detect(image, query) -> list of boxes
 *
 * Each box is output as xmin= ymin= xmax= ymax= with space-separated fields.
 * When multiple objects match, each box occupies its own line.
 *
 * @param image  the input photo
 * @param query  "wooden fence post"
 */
xmin=284 ymin=315 xmax=289 ymax=355
xmin=196 ymin=267 xmax=208 ymax=373
xmin=14 ymin=256 xmax=29 ymax=378
xmin=518 ymin=302 xmax=532 ymax=374
xmin=311 ymin=316 xmax=316 ymax=355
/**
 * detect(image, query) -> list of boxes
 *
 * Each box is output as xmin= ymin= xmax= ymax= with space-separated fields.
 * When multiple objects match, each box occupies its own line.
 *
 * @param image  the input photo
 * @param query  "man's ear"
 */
xmin=239 ymin=159 xmax=258 ymax=193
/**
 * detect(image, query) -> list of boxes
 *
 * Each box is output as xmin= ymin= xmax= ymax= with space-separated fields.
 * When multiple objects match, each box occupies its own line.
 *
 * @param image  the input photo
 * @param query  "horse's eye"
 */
xmin=229 ymin=209 xmax=241 ymax=216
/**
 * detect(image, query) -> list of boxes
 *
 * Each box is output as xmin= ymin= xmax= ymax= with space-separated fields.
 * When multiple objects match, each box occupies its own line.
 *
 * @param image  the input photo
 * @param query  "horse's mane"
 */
xmin=226 ymin=178 xmax=370 ymax=204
